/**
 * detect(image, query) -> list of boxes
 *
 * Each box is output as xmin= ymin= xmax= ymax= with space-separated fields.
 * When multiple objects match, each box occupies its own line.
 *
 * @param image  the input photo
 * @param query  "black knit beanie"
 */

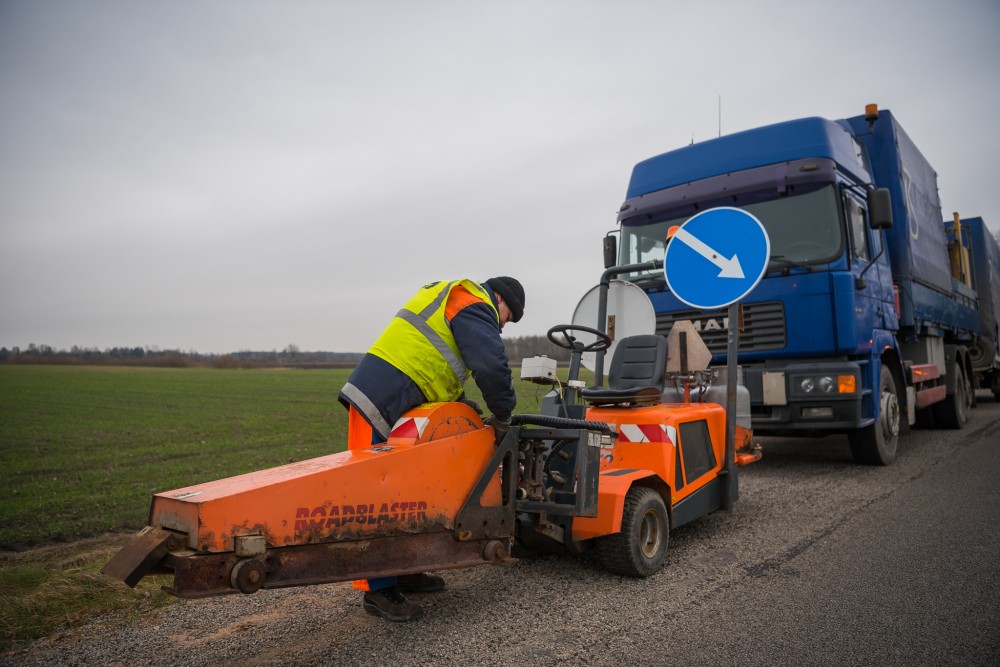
xmin=485 ymin=277 xmax=525 ymax=323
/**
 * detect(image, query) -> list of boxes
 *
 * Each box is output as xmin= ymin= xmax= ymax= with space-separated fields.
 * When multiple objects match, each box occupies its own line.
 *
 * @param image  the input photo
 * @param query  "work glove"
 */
xmin=457 ymin=395 xmax=484 ymax=416
xmin=487 ymin=416 xmax=511 ymax=446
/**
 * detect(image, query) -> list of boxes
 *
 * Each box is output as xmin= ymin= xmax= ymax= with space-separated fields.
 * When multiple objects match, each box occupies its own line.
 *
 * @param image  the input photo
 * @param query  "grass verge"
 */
xmin=0 ymin=534 xmax=174 ymax=654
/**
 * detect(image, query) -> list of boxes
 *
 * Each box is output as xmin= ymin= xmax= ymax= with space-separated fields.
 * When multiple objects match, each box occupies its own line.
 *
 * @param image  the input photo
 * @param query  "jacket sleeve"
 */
xmin=449 ymin=301 xmax=516 ymax=422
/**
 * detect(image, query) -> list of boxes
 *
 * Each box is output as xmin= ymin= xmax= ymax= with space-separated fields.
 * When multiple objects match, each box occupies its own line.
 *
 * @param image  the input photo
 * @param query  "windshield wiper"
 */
xmin=767 ymin=255 xmax=813 ymax=275
xmin=628 ymin=271 xmax=666 ymax=288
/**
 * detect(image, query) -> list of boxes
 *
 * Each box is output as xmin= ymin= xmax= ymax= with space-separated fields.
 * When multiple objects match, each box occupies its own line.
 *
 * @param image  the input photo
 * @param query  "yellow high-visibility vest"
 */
xmin=369 ymin=279 xmax=498 ymax=402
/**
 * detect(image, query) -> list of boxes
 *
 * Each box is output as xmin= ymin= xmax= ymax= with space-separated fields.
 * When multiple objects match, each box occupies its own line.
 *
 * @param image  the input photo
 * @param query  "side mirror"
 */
xmin=603 ymin=235 xmax=617 ymax=269
xmin=867 ymin=188 xmax=893 ymax=229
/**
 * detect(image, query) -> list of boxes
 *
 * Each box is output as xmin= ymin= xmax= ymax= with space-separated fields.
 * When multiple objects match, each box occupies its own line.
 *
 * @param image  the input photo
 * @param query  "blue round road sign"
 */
xmin=663 ymin=207 xmax=770 ymax=310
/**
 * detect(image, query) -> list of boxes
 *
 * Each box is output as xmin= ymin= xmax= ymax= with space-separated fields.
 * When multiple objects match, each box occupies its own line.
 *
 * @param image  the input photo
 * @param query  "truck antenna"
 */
xmin=718 ymin=94 xmax=722 ymax=137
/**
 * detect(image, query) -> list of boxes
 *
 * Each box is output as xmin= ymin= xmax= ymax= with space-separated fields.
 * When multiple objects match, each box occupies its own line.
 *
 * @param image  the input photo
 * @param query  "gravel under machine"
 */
xmin=104 ymin=263 xmax=760 ymax=597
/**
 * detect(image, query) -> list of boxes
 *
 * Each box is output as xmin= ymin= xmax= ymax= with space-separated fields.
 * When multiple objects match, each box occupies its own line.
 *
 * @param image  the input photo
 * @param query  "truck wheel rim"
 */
xmin=881 ymin=388 xmax=899 ymax=439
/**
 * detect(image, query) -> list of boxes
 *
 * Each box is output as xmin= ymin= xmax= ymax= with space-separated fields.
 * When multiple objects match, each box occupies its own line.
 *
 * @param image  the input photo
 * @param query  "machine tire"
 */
xmin=933 ymin=362 xmax=971 ymax=429
xmin=848 ymin=365 xmax=900 ymax=466
xmin=595 ymin=487 xmax=668 ymax=578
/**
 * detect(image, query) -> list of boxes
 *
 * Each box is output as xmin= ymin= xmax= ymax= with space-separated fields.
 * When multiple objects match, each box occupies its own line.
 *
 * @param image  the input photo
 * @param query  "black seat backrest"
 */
xmin=608 ymin=334 xmax=667 ymax=391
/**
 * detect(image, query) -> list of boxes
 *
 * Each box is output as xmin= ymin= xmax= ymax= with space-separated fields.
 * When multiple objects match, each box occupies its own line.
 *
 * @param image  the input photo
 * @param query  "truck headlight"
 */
xmin=791 ymin=373 xmax=857 ymax=397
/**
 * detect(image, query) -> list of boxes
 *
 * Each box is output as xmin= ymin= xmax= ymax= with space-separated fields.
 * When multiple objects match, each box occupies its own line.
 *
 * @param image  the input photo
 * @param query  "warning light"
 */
xmin=865 ymin=104 xmax=879 ymax=127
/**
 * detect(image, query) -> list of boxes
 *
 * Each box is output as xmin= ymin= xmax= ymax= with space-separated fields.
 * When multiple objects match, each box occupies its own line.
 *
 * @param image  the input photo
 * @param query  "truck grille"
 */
xmin=655 ymin=301 xmax=786 ymax=354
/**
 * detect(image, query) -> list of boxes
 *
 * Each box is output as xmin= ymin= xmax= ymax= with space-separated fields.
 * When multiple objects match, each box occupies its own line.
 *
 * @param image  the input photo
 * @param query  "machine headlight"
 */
xmin=799 ymin=377 xmax=815 ymax=393
xmin=818 ymin=376 xmax=836 ymax=393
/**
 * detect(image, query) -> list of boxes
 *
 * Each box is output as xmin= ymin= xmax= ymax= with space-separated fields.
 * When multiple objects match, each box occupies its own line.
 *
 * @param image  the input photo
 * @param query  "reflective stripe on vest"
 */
xmin=369 ymin=279 xmax=498 ymax=403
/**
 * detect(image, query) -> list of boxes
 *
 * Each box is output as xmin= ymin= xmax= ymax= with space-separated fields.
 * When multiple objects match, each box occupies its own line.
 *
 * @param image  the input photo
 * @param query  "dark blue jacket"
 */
xmin=339 ymin=284 xmax=516 ymax=439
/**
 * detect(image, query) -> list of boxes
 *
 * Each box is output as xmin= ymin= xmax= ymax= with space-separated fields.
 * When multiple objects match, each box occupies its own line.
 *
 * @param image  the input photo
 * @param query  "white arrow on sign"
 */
xmin=673 ymin=227 xmax=745 ymax=279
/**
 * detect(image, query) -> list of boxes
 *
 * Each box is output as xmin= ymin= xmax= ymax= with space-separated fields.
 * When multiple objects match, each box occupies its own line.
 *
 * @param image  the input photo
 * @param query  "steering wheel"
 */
xmin=547 ymin=324 xmax=613 ymax=353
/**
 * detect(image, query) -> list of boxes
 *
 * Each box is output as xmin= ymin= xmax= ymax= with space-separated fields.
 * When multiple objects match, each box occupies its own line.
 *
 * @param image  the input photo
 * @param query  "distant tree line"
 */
xmin=0 ymin=344 xmax=362 ymax=369
xmin=0 ymin=336 xmax=571 ymax=368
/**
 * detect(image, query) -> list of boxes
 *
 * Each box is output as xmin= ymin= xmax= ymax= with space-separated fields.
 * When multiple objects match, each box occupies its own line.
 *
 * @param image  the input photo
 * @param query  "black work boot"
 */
xmin=362 ymin=586 xmax=423 ymax=622
xmin=397 ymin=572 xmax=446 ymax=593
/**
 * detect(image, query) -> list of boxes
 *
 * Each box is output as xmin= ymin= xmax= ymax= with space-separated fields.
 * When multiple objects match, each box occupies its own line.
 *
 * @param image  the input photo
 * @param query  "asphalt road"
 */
xmin=12 ymin=392 xmax=1000 ymax=667
xmin=655 ymin=393 xmax=1000 ymax=666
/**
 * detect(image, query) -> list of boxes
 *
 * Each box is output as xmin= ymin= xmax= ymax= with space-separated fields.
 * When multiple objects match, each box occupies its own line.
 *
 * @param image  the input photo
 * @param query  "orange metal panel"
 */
xmin=148 ymin=403 xmax=500 ymax=552
xmin=672 ymin=404 xmax=728 ymax=502
xmin=582 ymin=402 xmax=728 ymax=519
xmin=572 ymin=469 xmax=656 ymax=539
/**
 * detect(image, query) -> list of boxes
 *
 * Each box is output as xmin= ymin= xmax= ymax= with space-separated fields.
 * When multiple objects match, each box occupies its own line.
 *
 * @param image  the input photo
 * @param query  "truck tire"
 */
xmin=933 ymin=362 xmax=971 ymax=429
xmin=913 ymin=406 xmax=935 ymax=429
xmin=848 ymin=365 xmax=899 ymax=465
xmin=596 ymin=487 xmax=668 ymax=577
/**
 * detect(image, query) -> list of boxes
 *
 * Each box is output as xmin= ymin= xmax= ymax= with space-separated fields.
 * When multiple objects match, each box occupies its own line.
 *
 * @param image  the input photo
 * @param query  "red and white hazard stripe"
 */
xmin=617 ymin=423 xmax=676 ymax=444
xmin=389 ymin=416 xmax=430 ymax=439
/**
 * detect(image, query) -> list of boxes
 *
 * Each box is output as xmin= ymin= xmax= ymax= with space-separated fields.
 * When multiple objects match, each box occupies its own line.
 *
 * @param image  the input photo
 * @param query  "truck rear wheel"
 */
xmin=933 ymin=362 xmax=971 ymax=429
xmin=848 ymin=365 xmax=899 ymax=465
xmin=596 ymin=487 xmax=668 ymax=577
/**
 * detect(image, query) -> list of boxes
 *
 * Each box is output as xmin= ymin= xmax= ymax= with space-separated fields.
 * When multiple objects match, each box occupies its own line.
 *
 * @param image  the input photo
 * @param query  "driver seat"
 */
xmin=580 ymin=334 xmax=667 ymax=407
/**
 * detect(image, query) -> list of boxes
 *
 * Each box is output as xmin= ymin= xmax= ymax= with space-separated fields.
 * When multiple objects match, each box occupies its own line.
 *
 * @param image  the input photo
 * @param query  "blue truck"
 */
xmin=965 ymin=216 xmax=1000 ymax=400
xmin=606 ymin=104 xmax=1000 ymax=464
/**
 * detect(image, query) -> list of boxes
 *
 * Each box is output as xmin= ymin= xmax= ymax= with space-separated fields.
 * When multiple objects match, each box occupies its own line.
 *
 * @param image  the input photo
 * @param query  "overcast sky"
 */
xmin=2 ymin=0 xmax=999 ymax=354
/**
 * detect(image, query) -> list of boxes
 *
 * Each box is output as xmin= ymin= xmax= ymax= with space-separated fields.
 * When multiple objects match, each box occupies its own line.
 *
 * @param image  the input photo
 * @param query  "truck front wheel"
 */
xmin=596 ymin=487 xmax=668 ymax=577
xmin=848 ymin=365 xmax=900 ymax=465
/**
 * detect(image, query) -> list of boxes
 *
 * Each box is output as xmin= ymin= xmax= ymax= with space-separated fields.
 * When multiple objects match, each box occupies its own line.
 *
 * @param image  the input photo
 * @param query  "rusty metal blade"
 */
xmin=101 ymin=526 xmax=177 ymax=588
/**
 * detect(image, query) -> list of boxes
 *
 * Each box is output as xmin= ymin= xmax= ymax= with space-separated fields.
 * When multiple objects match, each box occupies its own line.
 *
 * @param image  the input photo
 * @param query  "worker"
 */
xmin=338 ymin=276 xmax=525 ymax=622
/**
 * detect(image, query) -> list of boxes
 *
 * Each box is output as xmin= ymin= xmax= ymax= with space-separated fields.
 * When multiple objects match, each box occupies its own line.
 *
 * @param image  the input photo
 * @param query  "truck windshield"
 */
xmin=619 ymin=184 xmax=843 ymax=285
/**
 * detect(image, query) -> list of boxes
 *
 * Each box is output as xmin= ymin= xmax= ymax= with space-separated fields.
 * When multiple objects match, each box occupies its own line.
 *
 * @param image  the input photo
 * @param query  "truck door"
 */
xmin=845 ymin=193 xmax=885 ymax=344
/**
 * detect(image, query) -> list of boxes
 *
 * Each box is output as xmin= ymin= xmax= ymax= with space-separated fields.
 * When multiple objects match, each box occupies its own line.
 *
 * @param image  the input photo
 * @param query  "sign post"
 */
xmin=662 ymin=207 xmax=770 ymax=512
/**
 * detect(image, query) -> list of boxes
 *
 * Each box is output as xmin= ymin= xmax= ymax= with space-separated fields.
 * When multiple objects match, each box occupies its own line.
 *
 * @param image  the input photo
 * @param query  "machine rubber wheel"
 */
xmin=933 ymin=362 xmax=970 ymax=429
xmin=596 ymin=487 xmax=668 ymax=578
xmin=230 ymin=558 xmax=266 ymax=594
xmin=848 ymin=365 xmax=900 ymax=466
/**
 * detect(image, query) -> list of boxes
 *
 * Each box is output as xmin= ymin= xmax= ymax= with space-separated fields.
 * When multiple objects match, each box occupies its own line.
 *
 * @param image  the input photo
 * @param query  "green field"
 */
xmin=0 ymin=365 xmax=345 ymax=548
xmin=0 ymin=363 xmax=560 ymax=651
xmin=0 ymin=364 xmax=558 ymax=549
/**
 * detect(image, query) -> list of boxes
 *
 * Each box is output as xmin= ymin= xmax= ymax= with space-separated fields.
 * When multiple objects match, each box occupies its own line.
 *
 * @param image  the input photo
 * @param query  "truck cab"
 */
xmin=612 ymin=107 xmax=982 ymax=465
